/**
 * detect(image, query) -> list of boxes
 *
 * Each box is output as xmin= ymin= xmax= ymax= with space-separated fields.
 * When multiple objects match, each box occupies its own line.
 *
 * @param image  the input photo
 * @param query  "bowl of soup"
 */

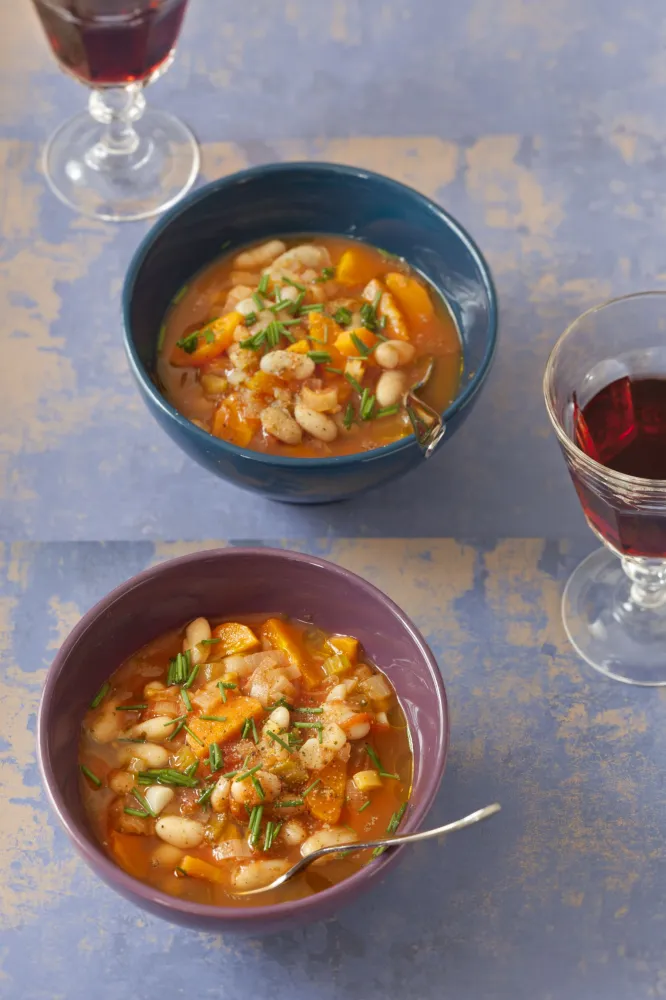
xmin=123 ymin=162 xmax=498 ymax=503
xmin=38 ymin=547 xmax=448 ymax=933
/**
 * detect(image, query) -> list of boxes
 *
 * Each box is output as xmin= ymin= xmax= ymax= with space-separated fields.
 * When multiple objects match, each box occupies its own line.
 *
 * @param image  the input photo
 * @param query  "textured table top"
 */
xmin=2 ymin=1 xmax=666 ymax=997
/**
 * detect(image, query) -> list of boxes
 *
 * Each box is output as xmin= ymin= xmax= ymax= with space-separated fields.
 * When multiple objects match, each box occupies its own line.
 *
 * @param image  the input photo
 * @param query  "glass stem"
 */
xmin=86 ymin=86 xmax=146 ymax=168
xmin=620 ymin=556 xmax=666 ymax=609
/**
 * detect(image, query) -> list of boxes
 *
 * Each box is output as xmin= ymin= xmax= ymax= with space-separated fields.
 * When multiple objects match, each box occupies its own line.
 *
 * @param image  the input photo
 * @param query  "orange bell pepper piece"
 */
xmin=334 ymin=327 xmax=377 ymax=358
xmin=211 ymin=394 xmax=259 ymax=448
xmin=186 ymin=695 xmax=264 ymax=756
xmin=287 ymin=339 xmax=311 ymax=354
xmin=385 ymin=273 xmax=434 ymax=325
xmin=336 ymin=246 xmax=378 ymax=287
xmin=181 ymin=855 xmax=227 ymax=884
xmin=306 ymin=758 xmax=347 ymax=824
xmin=170 ymin=311 xmax=243 ymax=367
xmin=260 ymin=618 xmax=324 ymax=690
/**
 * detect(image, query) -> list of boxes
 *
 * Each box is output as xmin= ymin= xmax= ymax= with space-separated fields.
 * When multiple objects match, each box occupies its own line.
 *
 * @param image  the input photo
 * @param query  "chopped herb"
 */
xmin=217 ymin=680 xmax=236 ymax=704
xmin=344 ymin=372 xmax=363 ymax=394
xmin=282 ymin=276 xmax=306 ymax=292
xmin=258 ymin=273 xmax=270 ymax=295
xmin=263 ymin=821 xmax=275 ymax=851
xmin=237 ymin=762 xmax=262 ymax=782
xmin=115 ymin=704 xmax=148 ymax=712
xmin=350 ymin=333 xmax=371 ymax=357
xmin=251 ymin=717 xmax=259 ymax=743
xmin=274 ymin=799 xmax=304 ymax=808
xmin=376 ymin=405 xmax=400 ymax=418
xmin=204 ymin=329 xmax=215 ymax=344
xmin=240 ymin=328 xmax=267 ymax=351
xmin=137 ymin=768 xmax=199 ymax=788
xmin=80 ymin=764 xmax=101 ymax=788
xmin=334 ymin=306 xmax=353 ymax=326
xmin=378 ymin=315 xmax=388 ymax=331
xmin=174 ymin=866 xmax=188 ymax=877
xmin=252 ymin=292 xmax=264 ymax=311
xmin=267 ymin=697 xmax=294 ymax=711
xmin=241 ymin=718 xmax=250 ymax=739
xmin=248 ymin=803 xmax=264 ymax=847
xmin=181 ymin=688 xmax=192 ymax=712
xmin=184 ymin=761 xmax=199 ymax=778
xmin=175 ymin=331 xmax=199 ymax=354
xmin=169 ymin=719 xmax=187 ymax=740
xmin=220 ymin=682 xmax=237 ymax=690
xmin=308 ymin=350 xmax=332 ymax=364
xmin=165 ymin=715 xmax=186 ymax=726
xmin=167 ymin=651 xmax=189 ymax=685
xmin=325 ymin=366 xmax=344 ymax=375
xmin=267 ymin=730 xmax=293 ymax=753
xmin=244 ymin=311 xmax=258 ymax=327
xmin=281 ymin=317 xmax=303 ymax=327
xmin=365 ymin=743 xmax=399 ymax=779
xmin=295 ymin=706 xmax=324 ymax=714
xmin=358 ymin=799 xmax=371 ymax=812
xmin=197 ymin=784 xmax=215 ymax=807
xmin=124 ymin=807 xmax=149 ymax=818
xmin=157 ymin=322 xmax=167 ymax=352
xmin=372 ymin=290 xmax=382 ymax=310
xmin=251 ymin=774 xmax=265 ymax=799
xmin=360 ymin=390 xmax=376 ymax=421
xmin=300 ymin=303 xmax=324 ymax=313
xmin=200 ymin=637 xmax=222 ymax=645
xmin=182 ymin=664 xmax=199 ymax=689
xmin=183 ymin=724 xmax=204 ymax=747
xmin=200 ymin=715 xmax=228 ymax=722
xmin=293 ymin=721 xmax=323 ymax=729
xmin=315 ymin=266 xmax=336 ymax=282
xmin=265 ymin=320 xmax=289 ymax=348
xmin=132 ymin=787 xmax=156 ymax=818
xmin=172 ymin=284 xmax=188 ymax=304
xmin=90 ymin=681 xmax=110 ymax=710
xmin=343 ymin=402 xmax=355 ymax=430
xmin=318 ymin=726 xmax=323 ymax=744
xmin=222 ymin=769 xmax=239 ymax=779
xmin=209 ymin=742 xmax=222 ymax=773
xmin=303 ymin=779 xmax=321 ymax=798
xmin=387 ymin=802 xmax=407 ymax=833
xmin=288 ymin=291 xmax=306 ymax=315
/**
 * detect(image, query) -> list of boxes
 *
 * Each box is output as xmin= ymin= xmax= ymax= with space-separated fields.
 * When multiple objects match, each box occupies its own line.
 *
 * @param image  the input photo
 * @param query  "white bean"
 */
xmin=376 ymin=370 xmax=407 ymax=408
xmin=346 ymin=719 xmax=371 ymax=740
xmin=225 ymin=285 xmax=254 ymax=310
xmin=301 ymin=827 xmax=358 ymax=858
xmin=322 ymin=722 xmax=348 ymax=752
xmin=151 ymin=843 xmax=183 ymax=868
xmin=88 ymin=711 xmax=122 ymax=744
xmin=271 ymin=244 xmax=330 ymax=274
xmin=144 ymin=785 xmax=175 ymax=816
xmin=231 ymin=770 xmax=282 ymax=805
xmin=326 ymin=684 xmax=348 ymax=702
xmin=261 ymin=405 xmax=303 ymax=445
xmin=235 ymin=239 xmax=286 ymax=271
xmin=260 ymin=350 xmax=315 ymax=381
xmin=184 ymin=616 xmax=211 ymax=666
xmin=143 ymin=681 xmax=166 ymax=698
xmin=117 ymin=742 xmax=169 ymax=768
xmin=272 ymin=284 xmax=300 ymax=307
xmin=129 ymin=716 xmax=177 ymax=742
xmin=211 ymin=777 xmax=231 ymax=813
xmin=298 ymin=724 xmax=346 ymax=770
xmin=388 ymin=340 xmax=415 ymax=365
xmin=294 ymin=405 xmax=338 ymax=443
xmin=282 ymin=819 xmax=306 ymax=846
xmin=374 ymin=343 xmax=400 ymax=369
xmin=155 ymin=816 xmax=205 ymax=850
xmin=235 ymin=297 xmax=259 ymax=317
xmin=231 ymin=859 xmax=290 ymax=892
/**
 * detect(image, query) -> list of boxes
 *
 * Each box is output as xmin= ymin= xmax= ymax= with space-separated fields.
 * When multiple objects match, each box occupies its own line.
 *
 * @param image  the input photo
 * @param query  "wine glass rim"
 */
xmin=543 ymin=289 xmax=666 ymax=491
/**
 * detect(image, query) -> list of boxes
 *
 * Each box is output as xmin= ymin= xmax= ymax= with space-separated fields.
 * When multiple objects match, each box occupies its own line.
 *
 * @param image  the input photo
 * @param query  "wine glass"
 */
xmin=31 ymin=0 xmax=199 ymax=222
xmin=544 ymin=291 xmax=666 ymax=685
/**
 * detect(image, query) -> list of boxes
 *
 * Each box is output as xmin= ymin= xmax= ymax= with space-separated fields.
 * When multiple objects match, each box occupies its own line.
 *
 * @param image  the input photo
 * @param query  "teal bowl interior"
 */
xmin=123 ymin=162 xmax=498 ymax=503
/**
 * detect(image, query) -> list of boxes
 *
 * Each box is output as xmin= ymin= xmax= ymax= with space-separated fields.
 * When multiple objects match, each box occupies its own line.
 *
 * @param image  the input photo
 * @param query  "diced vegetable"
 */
xmin=211 ymin=395 xmax=259 ymax=448
xmin=322 ymin=653 xmax=352 ymax=677
xmin=260 ymin=618 xmax=324 ymax=690
xmin=360 ymin=673 xmax=392 ymax=702
xmin=385 ymin=272 xmax=434 ymax=325
xmin=211 ymin=621 xmax=260 ymax=657
xmin=306 ymin=758 xmax=347 ymax=824
xmin=287 ymin=339 xmax=311 ymax=354
xmin=336 ymin=246 xmax=379 ymax=286
xmin=170 ymin=312 xmax=243 ymax=367
xmin=379 ymin=292 xmax=409 ymax=341
xmin=171 ymin=744 xmax=198 ymax=771
xmin=334 ymin=327 xmax=377 ymax=358
xmin=272 ymin=759 xmax=309 ymax=787
xmin=352 ymin=769 xmax=382 ymax=793
xmin=186 ymin=696 xmax=264 ymax=757
xmin=180 ymin=855 xmax=227 ymax=885
xmin=110 ymin=832 xmax=150 ymax=880
xmin=200 ymin=373 xmax=228 ymax=396
xmin=246 ymin=371 xmax=281 ymax=395
xmin=327 ymin=635 xmax=359 ymax=663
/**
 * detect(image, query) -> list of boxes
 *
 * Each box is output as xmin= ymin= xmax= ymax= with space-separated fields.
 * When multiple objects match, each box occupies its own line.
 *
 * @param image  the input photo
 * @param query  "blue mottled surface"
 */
xmin=2 ymin=0 xmax=666 ymax=996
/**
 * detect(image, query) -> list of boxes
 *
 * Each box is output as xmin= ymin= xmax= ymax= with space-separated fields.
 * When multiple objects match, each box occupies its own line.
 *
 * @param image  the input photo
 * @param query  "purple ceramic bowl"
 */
xmin=37 ymin=547 xmax=448 ymax=934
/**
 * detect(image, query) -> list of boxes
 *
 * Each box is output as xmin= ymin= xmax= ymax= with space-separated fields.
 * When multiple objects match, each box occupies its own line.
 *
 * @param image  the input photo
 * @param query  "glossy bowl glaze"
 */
xmin=123 ymin=162 xmax=497 ymax=503
xmin=37 ymin=547 xmax=448 ymax=934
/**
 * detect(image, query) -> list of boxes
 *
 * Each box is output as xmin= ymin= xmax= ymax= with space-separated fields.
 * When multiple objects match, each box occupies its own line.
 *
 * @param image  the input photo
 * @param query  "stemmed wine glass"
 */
xmin=544 ymin=291 xmax=666 ymax=685
xmin=31 ymin=0 xmax=199 ymax=221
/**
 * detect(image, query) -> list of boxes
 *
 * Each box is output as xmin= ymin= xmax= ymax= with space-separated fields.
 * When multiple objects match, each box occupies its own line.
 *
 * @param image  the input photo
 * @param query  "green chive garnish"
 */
xmin=303 ymin=779 xmax=321 ymax=797
xmin=175 ymin=331 xmax=199 ymax=354
xmin=200 ymin=638 xmax=222 ymax=645
xmin=267 ymin=730 xmax=293 ymax=753
xmin=358 ymin=800 xmax=371 ymax=812
xmin=376 ymin=405 xmax=400 ymax=418
xmin=132 ymin=787 xmax=156 ymax=818
xmin=182 ymin=664 xmax=199 ymax=689
xmin=343 ymin=402 xmax=355 ymax=430
xmin=115 ymin=704 xmax=147 ymax=712
xmin=293 ymin=721 xmax=323 ymax=729
xmin=166 ymin=715 xmax=186 ymax=726
xmin=274 ymin=799 xmax=304 ymax=808
xmin=334 ymin=306 xmax=353 ymax=326
xmin=295 ymin=706 xmax=324 ymax=714
xmin=282 ymin=276 xmax=306 ymax=292
xmin=197 ymin=784 xmax=215 ymax=807
xmin=181 ymin=688 xmax=192 ymax=712
xmin=237 ymin=763 xmax=262 ymax=782
xmin=251 ymin=774 xmax=265 ymax=799
xmin=80 ymin=765 xmax=101 ymax=788
xmin=208 ymin=742 xmax=222 ymax=773
xmin=258 ymin=273 xmax=270 ymax=295
xmin=124 ymin=807 xmax=149 ymax=818
xmin=183 ymin=724 xmax=204 ymax=746
xmin=200 ymin=715 xmax=228 ymax=722
xmin=90 ymin=682 xmax=110 ymax=710
xmin=243 ymin=311 xmax=258 ymax=327
xmin=137 ymin=768 xmax=199 ymax=788
xmin=169 ymin=719 xmax=187 ymax=740
xmin=325 ymin=366 xmax=344 ymax=375
xmin=308 ymin=350 xmax=331 ymax=364
xmin=301 ymin=304 xmax=324 ymax=313
xmin=360 ymin=390 xmax=376 ymax=421
xmin=344 ymin=372 xmax=363 ymax=394
xmin=252 ymin=292 xmax=264 ymax=311
xmin=315 ymin=266 xmax=336 ymax=282
xmin=350 ymin=333 xmax=371 ymax=357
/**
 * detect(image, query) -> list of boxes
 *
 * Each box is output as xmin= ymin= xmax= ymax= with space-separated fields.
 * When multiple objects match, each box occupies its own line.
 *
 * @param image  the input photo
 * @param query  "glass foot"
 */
xmin=43 ymin=107 xmax=199 ymax=222
xmin=562 ymin=547 xmax=666 ymax=685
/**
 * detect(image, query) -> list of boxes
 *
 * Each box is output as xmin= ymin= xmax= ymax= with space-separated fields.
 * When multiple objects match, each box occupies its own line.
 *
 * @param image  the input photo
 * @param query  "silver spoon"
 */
xmin=403 ymin=355 xmax=446 ymax=458
xmin=233 ymin=802 xmax=501 ymax=896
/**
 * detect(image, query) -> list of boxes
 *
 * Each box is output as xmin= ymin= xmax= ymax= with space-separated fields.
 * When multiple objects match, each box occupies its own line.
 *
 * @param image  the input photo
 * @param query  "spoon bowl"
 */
xmin=233 ymin=802 xmax=501 ymax=897
xmin=404 ymin=356 xmax=447 ymax=458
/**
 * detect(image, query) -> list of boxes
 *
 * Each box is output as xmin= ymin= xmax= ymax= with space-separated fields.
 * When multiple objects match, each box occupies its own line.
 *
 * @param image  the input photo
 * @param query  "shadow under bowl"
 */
xmin=37 ymin=546 xmax=448 ymax=934
xmin=123 ymin=162 xmax=498 ymax=503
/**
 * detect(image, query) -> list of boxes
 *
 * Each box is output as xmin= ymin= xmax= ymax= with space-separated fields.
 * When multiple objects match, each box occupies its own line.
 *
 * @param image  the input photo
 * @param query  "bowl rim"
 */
xmin=37 ymin=545 xmax=449 ymax=924
xmin=122 ymin=160 xmax=498 ymax=468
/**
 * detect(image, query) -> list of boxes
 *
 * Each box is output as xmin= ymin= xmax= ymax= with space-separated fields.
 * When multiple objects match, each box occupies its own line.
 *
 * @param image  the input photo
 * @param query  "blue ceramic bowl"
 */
xmin=123 ymin=162 xmax=498 ymax=503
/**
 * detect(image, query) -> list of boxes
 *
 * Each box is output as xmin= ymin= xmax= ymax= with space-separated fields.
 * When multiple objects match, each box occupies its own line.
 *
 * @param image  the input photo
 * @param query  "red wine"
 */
xmin=33 ymin=0 xmax=188 ymax=86
xmin=573 ymin=376 xmax=666 ymax=556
